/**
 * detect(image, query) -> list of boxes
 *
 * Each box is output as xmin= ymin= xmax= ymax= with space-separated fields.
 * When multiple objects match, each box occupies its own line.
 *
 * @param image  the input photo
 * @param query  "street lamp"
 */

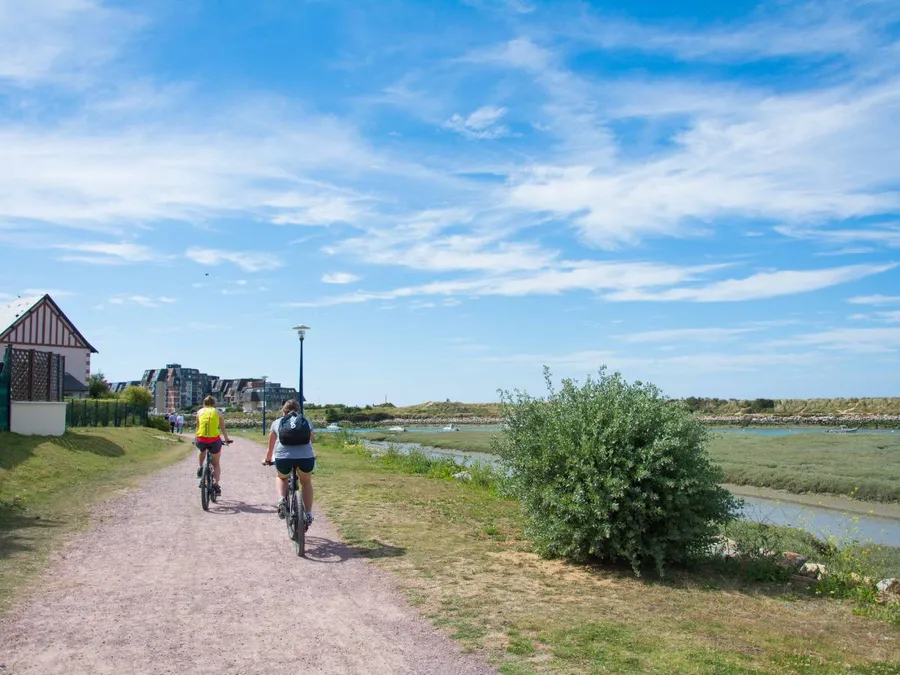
xmin=292 ymin=325 xmax=310 ymax=416
xmin=261 ymin=375 xmax=268 ymax=435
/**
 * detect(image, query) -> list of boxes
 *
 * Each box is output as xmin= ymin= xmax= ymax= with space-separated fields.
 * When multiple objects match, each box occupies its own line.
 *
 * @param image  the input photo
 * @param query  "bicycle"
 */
xmin=199 ymin=440 xmax=231 ymax=511
xmin=263 ymin=461 xmax=309 ymax=556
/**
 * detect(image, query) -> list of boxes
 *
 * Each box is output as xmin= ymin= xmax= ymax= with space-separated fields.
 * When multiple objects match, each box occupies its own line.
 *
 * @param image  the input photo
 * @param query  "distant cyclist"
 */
xmin=195 ymin=396 xmax=232 ymax=496
xmin=262 ymin=399 xmax=315 ymax=524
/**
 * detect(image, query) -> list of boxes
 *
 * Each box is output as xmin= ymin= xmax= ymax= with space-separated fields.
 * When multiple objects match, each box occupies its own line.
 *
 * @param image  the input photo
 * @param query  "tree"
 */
xmin=495 ymin=366 xmax=738 ymax=576
xmin=88 ymin=372 xmax=111 ymax=399
xmin=121 ymin=385 xmax=153 ymax=409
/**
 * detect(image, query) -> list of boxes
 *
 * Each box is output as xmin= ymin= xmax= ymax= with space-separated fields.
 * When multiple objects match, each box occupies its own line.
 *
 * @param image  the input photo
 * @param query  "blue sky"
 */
xmin=2 ymin=0 xmax=899 ymax=405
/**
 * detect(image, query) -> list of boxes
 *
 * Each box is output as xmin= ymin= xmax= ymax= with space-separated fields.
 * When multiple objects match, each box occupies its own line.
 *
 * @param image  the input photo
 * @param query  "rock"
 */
xmin=707 ymin=536 xmax=739 ymax=558
xmin=776 ymin=552 xmax=808 ymax=573
xmin=798 ymin=562 xmax=827 ymax=579
xmin=876 ymin=578 xmax=900 ymax=594
xmin=790 ymin=574 xmax=818 ymax=587
xmin=453 ymin=471 xmax=472 ymax=482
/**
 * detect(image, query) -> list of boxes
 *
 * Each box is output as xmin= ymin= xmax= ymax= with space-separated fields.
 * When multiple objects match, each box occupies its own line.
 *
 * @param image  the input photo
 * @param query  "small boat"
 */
xmin=442 ymin=424 xmax=459 ymax=432
xmin=827 ymin=425 xmax=859 ymax=434
xmin=325 ymin=423 xmax=341 ymax=431
xmin=388 ymin=426 xmax=407 ymax=433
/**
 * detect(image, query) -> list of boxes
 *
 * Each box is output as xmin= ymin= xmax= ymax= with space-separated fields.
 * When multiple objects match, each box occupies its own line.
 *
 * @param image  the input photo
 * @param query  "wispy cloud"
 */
xmin=849 ymin=294 xmax=900 ymax=305
xmin=56 ymin=241 xmax=166 ymax=265
xmin=616 ymin=327 xmax=759 ymax=344
xmin=444 ymin=105 xmax=510 ymax=139
xmin=321 ymin=272 xmax=360 ymax=284
xmin=605 ymin=264 xmax=896 ymax=303
xmin=108 ymin=294 xmax=174 ymax=308
xmin=0 ymin=0 xmax=145 ymax=85
xmin=185 ymin=248 xmax=280 ymax=273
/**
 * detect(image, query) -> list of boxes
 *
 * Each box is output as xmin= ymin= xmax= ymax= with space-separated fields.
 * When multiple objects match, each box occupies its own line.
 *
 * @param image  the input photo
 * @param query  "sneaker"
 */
xmin=196 ymin=467 xmax=203 ymax=478
xmin=214 ymin=483 xmax=222 ymax=496
xmin=305 ymin=512 xmax=313 ymax=527
xmin=277 ymin=498 xmax=286 ymax=519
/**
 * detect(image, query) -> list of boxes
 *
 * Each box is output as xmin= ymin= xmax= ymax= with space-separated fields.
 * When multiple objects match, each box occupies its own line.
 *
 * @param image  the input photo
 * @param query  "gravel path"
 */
xmin=0 ymin=436 xmax=495 ymax=674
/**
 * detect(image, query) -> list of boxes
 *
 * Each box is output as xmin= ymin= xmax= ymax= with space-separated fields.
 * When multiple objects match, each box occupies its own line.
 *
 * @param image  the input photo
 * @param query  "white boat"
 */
xmin=827 ymin=425 xmax=859 ymax=434
xmin=388 ymin=426 xmax=407 ymax=433
xmin=442 ymin=424 xmax=459 ymax=432
xmin=325 ymin=423 xmax=341 ymax=431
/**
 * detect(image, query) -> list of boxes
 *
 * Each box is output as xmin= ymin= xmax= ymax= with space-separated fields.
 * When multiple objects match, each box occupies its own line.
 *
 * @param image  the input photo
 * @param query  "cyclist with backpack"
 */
xmin=262 ymin=399 xmax=315 ymax=524
xmin=195 ymin=396 xmax=232 ymax=496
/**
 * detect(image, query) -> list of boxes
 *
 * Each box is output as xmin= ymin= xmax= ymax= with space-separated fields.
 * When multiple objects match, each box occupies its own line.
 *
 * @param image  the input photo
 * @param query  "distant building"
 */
xmin=238 ymin=381 xmax=298 ymax=412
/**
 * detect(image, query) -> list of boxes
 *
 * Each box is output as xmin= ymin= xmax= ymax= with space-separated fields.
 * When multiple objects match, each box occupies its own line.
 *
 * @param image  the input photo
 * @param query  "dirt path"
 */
xmin=0 ymin=436 xmax=495 ymax=674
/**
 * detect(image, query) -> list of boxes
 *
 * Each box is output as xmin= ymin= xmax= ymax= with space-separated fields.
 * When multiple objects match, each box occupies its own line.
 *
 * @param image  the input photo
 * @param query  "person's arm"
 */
xmin=218 ymin=413 xmax=231 ymax=443
xmin=265 ymin=429 xmax=277 ymax=463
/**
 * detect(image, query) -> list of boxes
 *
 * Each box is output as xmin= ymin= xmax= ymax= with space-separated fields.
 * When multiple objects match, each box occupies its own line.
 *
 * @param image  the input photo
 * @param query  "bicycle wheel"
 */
xmin=200 ymin=464 xmax=210 ymax=512
xmin=285 ymin=486 xmax=296 ymax=539
xmin=294 ymin=490 xmax=305 ymax=557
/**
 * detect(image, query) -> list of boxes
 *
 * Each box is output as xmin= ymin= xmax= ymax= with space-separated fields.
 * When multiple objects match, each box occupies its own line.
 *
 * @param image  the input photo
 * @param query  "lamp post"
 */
xmin=261 ymin=375 xmax=268 ymax=435
xmin=292 ymin=325 xmax=310 ymax=416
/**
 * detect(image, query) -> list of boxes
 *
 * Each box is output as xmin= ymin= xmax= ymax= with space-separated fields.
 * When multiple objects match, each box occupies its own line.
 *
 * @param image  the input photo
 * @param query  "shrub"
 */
xmin=494 ymin=366 xmax=739 ymax=576
xmin=121 ymin=385 xmax=152 ymax=409
xmin=145 ymin=415 xmax=171 ymax=432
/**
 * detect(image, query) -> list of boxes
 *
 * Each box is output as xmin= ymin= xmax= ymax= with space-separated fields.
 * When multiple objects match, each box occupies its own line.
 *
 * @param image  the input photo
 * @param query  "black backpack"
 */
xmin=278 ymin=413 xmax=311 ymax=445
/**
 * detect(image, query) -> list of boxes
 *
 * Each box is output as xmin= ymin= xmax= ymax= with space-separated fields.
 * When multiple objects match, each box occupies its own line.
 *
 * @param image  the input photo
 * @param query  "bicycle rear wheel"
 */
xmin=200 ymin=464 xmax=210 ymax=511
xmin=294 ymin=490 xmax=305 ymax=557
xmin=286 ymin=485 xmax=296 ymax=539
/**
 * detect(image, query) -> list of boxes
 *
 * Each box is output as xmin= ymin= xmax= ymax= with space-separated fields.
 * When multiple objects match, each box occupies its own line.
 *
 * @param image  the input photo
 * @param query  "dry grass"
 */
xmin=313 ymin=436 xmax=900 ymax=674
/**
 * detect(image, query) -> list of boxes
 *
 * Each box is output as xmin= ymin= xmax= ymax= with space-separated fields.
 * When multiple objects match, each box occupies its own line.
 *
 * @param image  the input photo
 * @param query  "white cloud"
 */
xmin=605 ymin=264 xmax=896 ymax=303
xmin=775 ymin=327 xmax=900 ymax=353
xmin=185 ymin=248 xmax=279 ymax=273
xmin=849 ymin=294 xmax=900 ymax=305
xmin=107 ymin=294 xmax=174 ymax=308
xmin=289 ymin=260 xmax=719 ymax=307
xmin=617 ymin=327 xmax=759 ymax=344
xmin=56 ymin=241 xmax=165 ymax=265
xmin=321 ymin=272 xmax=360 ymax=284
xmin=444 ymin=106 xmax=510 ymax=139
xmin=0 ymin=0 xmax=145 ymax=85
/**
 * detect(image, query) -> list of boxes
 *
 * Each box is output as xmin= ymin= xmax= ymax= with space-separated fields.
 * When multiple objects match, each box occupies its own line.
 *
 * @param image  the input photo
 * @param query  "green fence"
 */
xmin=0 ymin=346 xmax=10 ymax=432
xmin=66 ymin=399 xmax=149 ymax=428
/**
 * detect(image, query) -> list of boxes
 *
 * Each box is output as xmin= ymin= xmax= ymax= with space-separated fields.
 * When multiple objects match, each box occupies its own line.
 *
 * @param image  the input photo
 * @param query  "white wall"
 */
xmin=11 ymin=401 xmax=68 ymax=436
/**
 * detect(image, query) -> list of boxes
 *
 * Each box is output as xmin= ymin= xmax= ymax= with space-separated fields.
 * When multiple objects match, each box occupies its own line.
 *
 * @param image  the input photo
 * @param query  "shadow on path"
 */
xmin=207 ymin=499 xmax=278 ymax=516
xmin=302 ymin=536 xmax=407 ymax=564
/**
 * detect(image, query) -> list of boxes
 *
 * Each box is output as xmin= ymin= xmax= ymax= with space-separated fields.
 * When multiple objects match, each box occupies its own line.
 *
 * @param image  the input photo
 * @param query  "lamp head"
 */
xmin=292 ymin=324 xmax=310 ymax=340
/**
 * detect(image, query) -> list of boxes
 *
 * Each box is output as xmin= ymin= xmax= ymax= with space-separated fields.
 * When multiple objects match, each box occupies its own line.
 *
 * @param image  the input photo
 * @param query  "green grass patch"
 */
xmin=708 ymin=433 xmax=900 ymax=502
xmin=0 ymin=428 xmax=192 ymax=612
xmin=308 ymin=434 xmax=900 ymax=674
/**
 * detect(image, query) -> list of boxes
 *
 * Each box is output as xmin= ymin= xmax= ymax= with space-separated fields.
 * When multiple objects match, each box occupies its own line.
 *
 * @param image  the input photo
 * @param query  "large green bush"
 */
xmin=495 ymin=367 xmax=738 ymax=575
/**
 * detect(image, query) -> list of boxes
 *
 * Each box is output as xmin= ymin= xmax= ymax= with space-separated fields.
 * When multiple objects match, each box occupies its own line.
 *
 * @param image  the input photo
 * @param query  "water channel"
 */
xmin=357 ymin=431 xmax=900 ymax=548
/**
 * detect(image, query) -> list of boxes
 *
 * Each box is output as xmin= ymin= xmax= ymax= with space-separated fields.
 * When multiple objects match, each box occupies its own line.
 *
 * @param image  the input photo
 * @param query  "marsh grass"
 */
xmin=709 ymin=433 xmax=900 ymax=502
xmin=0 ymin=428 xmax=191 ymax=612
xmin=310 ymin=434 xmax=900 ymax=674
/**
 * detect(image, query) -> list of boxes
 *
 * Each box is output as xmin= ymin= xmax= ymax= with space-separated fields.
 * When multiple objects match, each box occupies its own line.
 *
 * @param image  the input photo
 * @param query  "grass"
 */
xmin=360 ymin=430 xmax=900 ymax=503
xmin=0 ymin=427 xmax=192 ymax=612
xmin=306 ymin=434 xmax=900 ymax=674
xmin=708 ymin=432 xmax=900 ymax=502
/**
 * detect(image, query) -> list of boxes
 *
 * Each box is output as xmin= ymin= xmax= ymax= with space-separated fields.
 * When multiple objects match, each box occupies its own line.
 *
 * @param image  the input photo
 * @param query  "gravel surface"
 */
xmin=0 ymin=436 xmax=495 ymax=674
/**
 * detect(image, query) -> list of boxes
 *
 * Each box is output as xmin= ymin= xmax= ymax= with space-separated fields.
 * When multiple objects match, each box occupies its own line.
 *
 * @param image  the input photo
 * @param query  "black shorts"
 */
xmin=274 ymin=457 xmax=315 ymax=476
xmin=194 ymin=438 xmax=223 ymax=454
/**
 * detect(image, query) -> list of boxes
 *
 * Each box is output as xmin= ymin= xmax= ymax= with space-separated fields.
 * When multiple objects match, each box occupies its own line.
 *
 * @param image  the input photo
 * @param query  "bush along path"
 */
xmin=0 ymin=435 xmax=494 ymax=675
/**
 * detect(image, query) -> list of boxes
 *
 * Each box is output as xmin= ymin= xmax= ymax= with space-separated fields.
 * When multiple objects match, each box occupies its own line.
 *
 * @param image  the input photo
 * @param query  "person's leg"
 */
xmin=196 ymin=449 xmax=206 ymax=477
